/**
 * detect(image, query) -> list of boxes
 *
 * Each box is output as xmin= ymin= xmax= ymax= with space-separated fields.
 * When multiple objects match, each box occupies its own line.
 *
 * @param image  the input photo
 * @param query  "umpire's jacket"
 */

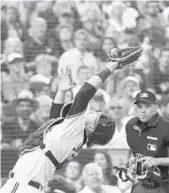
xmin=126 ymin=112 xmax=169 ymax=180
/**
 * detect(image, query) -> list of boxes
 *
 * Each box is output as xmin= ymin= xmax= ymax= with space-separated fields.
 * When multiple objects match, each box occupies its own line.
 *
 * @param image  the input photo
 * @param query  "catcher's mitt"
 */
xmin=114 ymin=154 xmax=162 ymax=184
xmin=108 ymin=46 xmax=143 ymax=69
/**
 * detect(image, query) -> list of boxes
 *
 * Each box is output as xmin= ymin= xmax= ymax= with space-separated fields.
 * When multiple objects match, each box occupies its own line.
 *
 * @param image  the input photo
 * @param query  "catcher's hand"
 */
xmin=58 ymin=68 xmax=74 ymax=92
xmin=108 ymin=47 xmax=143 ymax=69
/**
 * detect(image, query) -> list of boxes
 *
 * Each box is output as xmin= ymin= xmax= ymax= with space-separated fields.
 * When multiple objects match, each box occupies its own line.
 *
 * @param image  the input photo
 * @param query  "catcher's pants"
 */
xmin=0 ymin=179 xmax=44 ymax=193
xmin=131 ymin=182 xmax=168 ymax=193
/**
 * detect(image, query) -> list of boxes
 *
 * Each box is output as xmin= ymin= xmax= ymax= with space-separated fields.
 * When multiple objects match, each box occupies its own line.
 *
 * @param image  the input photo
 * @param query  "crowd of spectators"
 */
xmin=1 ymin=0 xmax=169 ymax=192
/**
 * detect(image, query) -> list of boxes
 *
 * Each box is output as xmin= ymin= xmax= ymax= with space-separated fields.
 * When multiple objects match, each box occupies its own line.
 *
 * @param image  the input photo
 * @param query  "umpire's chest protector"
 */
xmin=19 ymin=117 xmax=64 ymax=156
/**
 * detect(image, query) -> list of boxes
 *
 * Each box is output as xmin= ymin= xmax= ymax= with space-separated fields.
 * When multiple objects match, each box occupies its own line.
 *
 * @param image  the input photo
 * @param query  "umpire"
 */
xmin=126 ymin=90 xmax=169 ymax=193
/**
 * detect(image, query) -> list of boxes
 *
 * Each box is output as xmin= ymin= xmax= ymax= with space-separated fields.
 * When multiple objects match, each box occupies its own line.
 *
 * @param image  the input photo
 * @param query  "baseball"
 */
xmin=110 ymin=48 xmax=122 ymax=58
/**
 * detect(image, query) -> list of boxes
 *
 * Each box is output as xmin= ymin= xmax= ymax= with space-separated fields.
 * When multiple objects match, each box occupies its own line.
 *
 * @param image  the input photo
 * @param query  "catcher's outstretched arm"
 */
xmin=49 ymin=86 xmax=68 ymax=119
xmin=49 ymin=103 xmax=64 ymax=119
xmin=50 ymin=69 xmax=74 ymax=119
xmin=67 ymin=62 xmax=117 ymax=116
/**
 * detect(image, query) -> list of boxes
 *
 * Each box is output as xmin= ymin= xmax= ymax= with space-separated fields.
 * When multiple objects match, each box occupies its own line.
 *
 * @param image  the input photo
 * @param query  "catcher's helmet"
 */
xmin=87 ymin=112 xmax=115 ymax=147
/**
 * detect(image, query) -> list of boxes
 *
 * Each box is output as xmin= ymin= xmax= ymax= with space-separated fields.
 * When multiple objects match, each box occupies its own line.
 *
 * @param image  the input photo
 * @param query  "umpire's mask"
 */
xmin=86 ymin=112 xmax=116 ymax=147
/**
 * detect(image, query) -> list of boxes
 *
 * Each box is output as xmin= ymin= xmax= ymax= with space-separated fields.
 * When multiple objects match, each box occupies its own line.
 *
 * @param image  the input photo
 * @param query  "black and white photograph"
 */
xmin=0 ymin=0 xmax=169 ymax=193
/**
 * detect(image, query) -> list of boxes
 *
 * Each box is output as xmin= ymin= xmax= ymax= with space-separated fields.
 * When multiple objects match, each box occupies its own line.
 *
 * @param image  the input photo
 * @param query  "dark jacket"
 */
xmin=126 ymin=113 xmax=169 ymax=179
xmin=2 ymin=118 xmax=39 ymax=145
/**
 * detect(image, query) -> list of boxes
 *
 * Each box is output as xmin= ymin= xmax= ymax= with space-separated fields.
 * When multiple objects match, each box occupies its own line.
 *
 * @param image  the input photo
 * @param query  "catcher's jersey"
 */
xmin=12 ymin=111 xmax=87 ymax=187
xmin=11 ymin=83 xmax=96 ymax=187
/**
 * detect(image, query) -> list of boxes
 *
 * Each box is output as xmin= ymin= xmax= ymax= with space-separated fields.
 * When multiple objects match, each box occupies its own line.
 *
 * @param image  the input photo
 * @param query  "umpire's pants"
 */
xmin=131 ymin=182 xmax=169 ymax=193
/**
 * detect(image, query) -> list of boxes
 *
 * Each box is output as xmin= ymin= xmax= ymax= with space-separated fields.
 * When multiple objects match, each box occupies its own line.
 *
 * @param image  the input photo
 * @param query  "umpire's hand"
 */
xmin=139 ymin=156 xmax=159 ymax=168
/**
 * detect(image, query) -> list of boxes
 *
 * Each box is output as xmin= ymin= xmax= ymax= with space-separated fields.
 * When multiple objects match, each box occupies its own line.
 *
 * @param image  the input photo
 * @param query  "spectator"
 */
xmin=3 ymin=37 xmax=23 ymax=58
xmin=1 ymin=5 xmax=24 ymax=50
xmin=64 ymin=161 xmax=82 ymax=191
xmin=150 ymin=47 xmax=169 ymax=95
xmin=120 ymin=76 xmax=140 ymax=116
xmin=18 ymin=1 xmax=37 ymax=32
xmin=47 ymin=24 xmax=74 ymax=58
xmin=80 ymin=3 xmax=103 ymax=53
xmin=1 ymin=52 xmax=29 ymax=103
xmin=73 ymin=65 xmax=94 ymax=96
xmin=57 ymin=25 xmax=74 ymax=52
xmin=2 ymin=90 xmax=39 ymax=147
xmin=79 ymin=162 xmax=121 ymax=193
xmin=135 ymin=50 xmax=158 ymax=91
xmin=165 ymin=25 xmax=169 ymax=47
xmin=93 ymin=150 xmax=118 ymax=186
xmin=44 ymin=175 xmax=76 ymax=193
xmin=159 ymin=96 xmax=169 ymax=121
xmin=95 ymin=36 xmax=117 ymax=71
xmin=31 ymin=95 xmax=52 ymax=125
xmin=122 ymin=2 xmax=139 ymax=29
xmin=147 ymin=48 xmax=169 ymax=95
xmin=25 ymin=53 xmax=58 ymax=77
xmin=107 ymin=1 xmax=127 ymax=45
xmin=162 ymin=6 xmax=169 ymax=26
xmin=53 ymin=2 xmax=74 ymax=29
xmin=108 ymin=2 xmax=127 ymax=33
xmin=138 ymin=1 xmax=165 ymax=31
xmin=30 ymin=79 xmax=50 ymax=98
xmin=23 ymin=17 xmax=51 ymax=62
xmin=141 ymin=27 xmax=165 ymax=51
xmin=32 ymin=1 xmax=57 ymax=33
xmin=105 ymin=99 xmax=130 ymax=149
xmin=89 ymin=92 xmax=106 ymax=113
xmin=58 ymin=29 xmax=98 ymax=83
xmin=77 ymin=1 xmax=101 ymax=22
xmin=35 ymin=54 xmax=56 ymax=80
xmin=121 ymin=29 xmax=140 ymax=48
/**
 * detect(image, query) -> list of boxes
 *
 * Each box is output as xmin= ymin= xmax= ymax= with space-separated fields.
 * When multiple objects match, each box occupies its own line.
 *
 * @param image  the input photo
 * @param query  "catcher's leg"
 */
xmin=0 ymin=179 xmax=43 ymax=193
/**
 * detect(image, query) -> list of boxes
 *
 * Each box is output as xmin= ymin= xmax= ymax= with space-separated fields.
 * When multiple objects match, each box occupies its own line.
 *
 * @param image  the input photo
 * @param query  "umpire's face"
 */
xmin=135 ymin=102 xmax=158 ymax=123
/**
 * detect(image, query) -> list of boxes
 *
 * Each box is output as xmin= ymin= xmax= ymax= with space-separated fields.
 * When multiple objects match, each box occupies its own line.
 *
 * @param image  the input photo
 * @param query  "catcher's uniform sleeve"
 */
xmin=67 ymin=83 xmax=97 ymax=117
xmin=49 ymin=103 xmax=64 ymax=119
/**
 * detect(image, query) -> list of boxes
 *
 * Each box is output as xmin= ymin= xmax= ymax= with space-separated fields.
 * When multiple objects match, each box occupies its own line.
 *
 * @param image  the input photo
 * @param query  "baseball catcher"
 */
xmin=0 ymin=47 xmax=143 ymax=193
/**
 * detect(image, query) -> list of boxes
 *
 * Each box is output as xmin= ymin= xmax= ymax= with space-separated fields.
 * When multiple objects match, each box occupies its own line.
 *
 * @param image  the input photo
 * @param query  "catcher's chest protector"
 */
xmin=19 ymin=117 xmax=64 ymax=156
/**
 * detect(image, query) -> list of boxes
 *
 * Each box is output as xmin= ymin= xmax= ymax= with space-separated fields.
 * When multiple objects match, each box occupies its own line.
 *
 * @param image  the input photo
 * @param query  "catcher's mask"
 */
xmin=60 ymin=102 xmax=72 ymax=117
xmin=117 ymin=154 xmax=162 ymax=182
xmin=86 ymin=112 xmax=116 ymax=147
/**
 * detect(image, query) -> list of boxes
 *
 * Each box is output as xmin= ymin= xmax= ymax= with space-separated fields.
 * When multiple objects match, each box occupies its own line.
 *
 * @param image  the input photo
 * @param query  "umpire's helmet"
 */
xmin=87 ymin=112 xmax=116 ymax=147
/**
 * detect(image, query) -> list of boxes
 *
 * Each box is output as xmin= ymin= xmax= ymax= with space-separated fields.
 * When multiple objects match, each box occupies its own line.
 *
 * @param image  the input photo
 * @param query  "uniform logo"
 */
xmin=147 ymin=143 xmax=157 ymax=151
xmin=73 ymin=142 xmax=83 ymax=153
xmin=147 ymin=136 xmax=158 ymax=140
xmin=140 ymin=93 xmax=148 ymax=98
xmin=133 ymin=125 xmax=141 ymax=132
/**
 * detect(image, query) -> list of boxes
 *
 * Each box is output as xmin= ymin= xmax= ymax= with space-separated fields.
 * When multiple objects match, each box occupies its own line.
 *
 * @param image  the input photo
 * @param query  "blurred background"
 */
xmin=1 ymin=0 xmax=169 ymax=192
